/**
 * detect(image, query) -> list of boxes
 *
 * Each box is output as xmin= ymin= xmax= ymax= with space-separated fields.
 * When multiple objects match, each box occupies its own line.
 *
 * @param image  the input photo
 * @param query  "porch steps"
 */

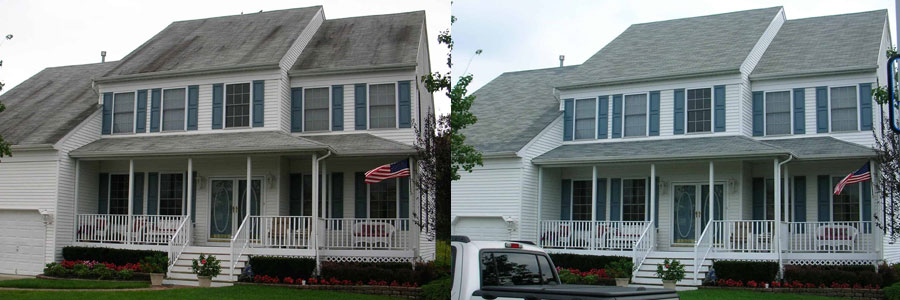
xmin=630 ymin=252 xmax=711 ymax=287
xmin=162 ymin=247 xmax=248 ymax=287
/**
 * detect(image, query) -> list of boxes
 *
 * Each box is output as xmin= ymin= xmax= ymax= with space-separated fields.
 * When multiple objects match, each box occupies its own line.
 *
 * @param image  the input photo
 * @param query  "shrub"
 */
xmin=783 ymin=264 xmax=885 ymax=286
xmin=606 ymin=259 xmax=633 ymax=279
xmin=319 ymin=261 xmax=445 ymax=285
xmin=880 ymin=263 xmax=900 ymax=287
xmin=422 ymin=277 xmax=451 ymax=300
xmin=43 ymin=263 xmax=72 ymax=277
xmin=73 ymin=263 xmax=92 ymax=278
xmin=247 ymin=256 xmax=316 ymax=280
xmin=191 ymin=254 xmax=222 ymax=278
xmin=139 ymin=253 xmax=169 ymax=274
xmin=548 ymin=254 xmax=629 ymax=270
xmin=62 ymin=246 xmax=164 ymax=266
xmin=885 ymin=281 xmax=900 ymax=300
xmin=655 ymin=259 xmax=686 ymax=282
xmin=117 ymin=269 xmax=134 ymax=280
xmin=92 ymin=264 xmax=116 ymax=280
xmin=712 ymin=260 xmax=778 ymax=283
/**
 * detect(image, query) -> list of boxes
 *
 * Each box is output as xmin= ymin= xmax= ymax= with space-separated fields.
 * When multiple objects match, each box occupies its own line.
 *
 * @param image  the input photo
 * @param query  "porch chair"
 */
xmin=608 ymin=224 xmax=642 ymax=250
xmin=266 ymin=218 xmax=308 ymax=248
xmin=143 ymin=218 xmax=181 ymax=245
xmin=815 ymin=224 xmax=858 ymax=251
xmin=353 ymin=221 xmax=396 ymax=249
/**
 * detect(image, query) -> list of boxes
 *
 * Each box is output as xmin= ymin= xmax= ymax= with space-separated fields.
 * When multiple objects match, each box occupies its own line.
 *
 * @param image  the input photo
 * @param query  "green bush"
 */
xmin=881 ymin=263 xmax=900 ymax=287
xmin=548 ymin=254 xmax=629 ymax=270
xmin=606 ymin=259 xmax=633 ymax=279
xmin=73 ymin=264 xmax=91 ymax=278
xmin=139 ymin=253 xmax=169 ymax=274
xmin=92 ymin=264 xmax=116 ymax=280
xmin=422 ymin=277 xmax=451 ymax=300
xmin=43 ymin=263 xmax=72 ymax=277
xmin=712 ymin=260 xmax=778 ymax=283
xmin=782 ymin=264 xmax=888 ymax=286
xmin=117 ymin=269 xmax=134 ymax=280
xmin=248 ymin=256 xmax=316 ymax=279
xmin=319 ymin=261 xmax=446 ymax=285
xmin=63 ymin=246 xmax=164 ymax=265
xmin=885 ymin=281 xmax=900 ymax=300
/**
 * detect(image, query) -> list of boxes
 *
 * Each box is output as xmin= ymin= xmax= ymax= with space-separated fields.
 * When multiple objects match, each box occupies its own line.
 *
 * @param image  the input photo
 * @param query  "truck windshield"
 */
xmin=481 ymin=251 xmax=558 ymax=286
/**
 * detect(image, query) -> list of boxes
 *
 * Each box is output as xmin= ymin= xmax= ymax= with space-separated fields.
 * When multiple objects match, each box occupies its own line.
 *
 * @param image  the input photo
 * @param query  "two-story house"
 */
xmin=451 ymin=7 xmax=898 ymax=286
xmin=0 ymin=6 xmax=436 ymax=286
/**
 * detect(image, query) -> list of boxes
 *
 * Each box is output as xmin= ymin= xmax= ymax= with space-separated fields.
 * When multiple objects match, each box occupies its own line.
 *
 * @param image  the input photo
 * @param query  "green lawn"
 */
xmin=679 ymin=289 xmax=847 ymax=300
xmin=0 ymin=284 xmax=401 ymax=300
xmin=0 ymin=278 xmax=149 ymax=289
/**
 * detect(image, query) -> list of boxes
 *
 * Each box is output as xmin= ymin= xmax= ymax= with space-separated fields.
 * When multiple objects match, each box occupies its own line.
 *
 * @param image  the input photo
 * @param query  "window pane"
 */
xmin=159 ymin=174 xmax=184 ymax=215
xmin=480 ymin=252 xmax=543 ymax=286
xmin=687 ymin=88 xmax=711 ymax=133
xmin=574 ymin=98 xmax=596 ymax=140
xmin=537 ymin=256 xmax=557 ymax=285
xmin=370 ymin=178 xmax=397 ymax=218
xmin=765 ymin=91 xmax=791 ymax=135
xmin=832 ymin=177 xmax=860 ymax=222
xmin=369 ymin=84 xmax=396 ymax=128
xmin=304 ymin=88 xmax=330 ymax=131
xmin=624 ymin=94 xmax=647 ymax=137
xmin=109 ymin=174 xmax=129 ymax=214
xmin=113 ymin=93 xmax=135 ymax=134
xmin=622 ymin=179 xmax=646 ymax=221
xmin=226 ymin=83 xmax=251 ymax=128
xmin=572 ymin=180 xmax=592 ymax=220
xmin=163 ymin=89 xmax=186 ymax=131
xmin=303 ymin=175 xmax=312 ymax=216
xmin=830 ymin=86 xmax=858 ymax=132
xmin=764 ymin=179 xmax=787 ymax=220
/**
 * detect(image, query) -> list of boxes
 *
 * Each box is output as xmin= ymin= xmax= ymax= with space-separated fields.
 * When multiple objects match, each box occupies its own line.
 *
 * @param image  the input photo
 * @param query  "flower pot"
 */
xmin=662 ymin=280 xmax=677 ymax=290
xmin=197 ymin=275 xmax=212 ymax=287
xmin=615 ymin=278 xmax=630 ymax=287
xmin=150 ymin=273 xmax=165 ymax=286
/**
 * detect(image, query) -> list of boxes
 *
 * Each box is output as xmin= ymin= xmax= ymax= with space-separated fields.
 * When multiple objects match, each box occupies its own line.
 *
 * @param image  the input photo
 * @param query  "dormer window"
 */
xmin=225 ymin=83 xmax=251 ymax=128
xmin=162 ymin=88 xmax=186 ymax=131
xmin=112 ymin=92 xmax=135 ymax=134
xmin=369 ymin=83 xmax=397 ymax=129
xmin=574 ymin=98 xmax=596 ymax=140
xmin=686 ymin=88 xmax=712 ymax=133
xmin=623 ymin=94 xmax=647 ymax=137
xmin=304 ymin=87 xmax=330 ymax=131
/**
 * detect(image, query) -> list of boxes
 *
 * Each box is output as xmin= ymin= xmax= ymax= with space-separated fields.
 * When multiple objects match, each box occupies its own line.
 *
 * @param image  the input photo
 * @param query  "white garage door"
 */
xmin=452 ymin=217 xmax=510 ymax=241
xmin=0 ymin=210 xmax=46 ymax=275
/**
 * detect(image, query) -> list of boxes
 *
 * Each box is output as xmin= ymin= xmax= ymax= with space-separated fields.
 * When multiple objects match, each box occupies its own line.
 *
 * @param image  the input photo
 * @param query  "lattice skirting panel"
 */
xmin=785 ymin=259 xmax=879 ymax=266
xmin=321 ymin=256 xmax=415 ymax=263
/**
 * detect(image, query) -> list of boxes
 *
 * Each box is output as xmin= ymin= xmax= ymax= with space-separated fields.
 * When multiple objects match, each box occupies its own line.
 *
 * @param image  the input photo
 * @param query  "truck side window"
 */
xmin=450 ymin=246 xmax=457 ymax=286
xmin=537 ymin=255 xmax=558 ymax=285
xmin=480 ymin=252 xmax=543 ymax=286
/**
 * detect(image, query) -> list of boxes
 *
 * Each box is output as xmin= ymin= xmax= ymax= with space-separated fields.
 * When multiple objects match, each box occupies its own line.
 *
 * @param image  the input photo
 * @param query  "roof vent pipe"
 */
xmin=559 ymin=55 xmax=565 ymax=67
xmin=101 ymin=51 xmax=106 ymax=63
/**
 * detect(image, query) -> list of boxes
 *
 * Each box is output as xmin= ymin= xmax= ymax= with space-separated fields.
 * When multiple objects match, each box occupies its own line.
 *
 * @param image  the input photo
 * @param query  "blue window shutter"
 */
xmin=610 ymin=179 xmax=621 ymax=221
xmin=816 ymin=87 xmax=828 ymax=133
xmin=132 ymin=173 xmax=144 ymax=215
xmin=331 ymin=173 xmax=344 ymax=218
xmin=135 ymin=90 xmax=147 ymax=133
xmin=649 ymin=91 xmax=660 ymax=136
xmin=714 ymin=85 xmax=726 ymax=132
xmin=654 ymin=176 xmax=660 ymax=228
xmin=859 ymin=83 xmax=873 ymax=131
xmin=98 ymin=173 xmax=109 ymax=213
xmin=252 ymin=80 xmax=264 ymax=127
xmin=674 ymin=89 xmax=685 ymax=134
xmin=612 ymin=95 xmax=623 ymax=138
xmin=793 ymin=88 xmax=805 ymax=134
xmin=398 ymin=81 xmax=412 ymax=128
xmin=596 ymin=178 xmax=607 ymax=221
xmin=147 ymin=173 xmax=158 ymax=215
xmin=752 ymin=91 xmax=764 ymax=136
xmin=212 ymin=84 xmax=223 ymax=129
xmin=563 ymin=99 xmax=574 ymax=141
xmin=862 ymin=180 xmax=872 ymax=233
xmin=289 ymin=174 xmax=302 ymax=215
xmin=101 ymin=93 xmax=112 ymax=135
xmin=793 ymin=176 xmax=806 ymax=222
xmin=597 ymin=96 xmax=609 ymax=139
xmin=150 ymin=89 xmax=161 ymax=132
xmin=332 ymin=85 xmax=344 ymax=131
xmin=355 ymin=84 xmax=367 ymax=130
xmin=400 ymin=177 xmax=410 ymax=230
xmin=560 ymin=179 xmax=571 ymax=220
xmin=817 ymin=175 xmax=830 ymax=221
xmin=291 ymin=88 xmax=303 ymax=132
xmin=190 ymin=171 xmax=197 ymax=222
xmin=187 ymin=85 xmax=199 ymax=131
xmin=752 ymin=177 xmax=764 ymax=220
xmin=355 ymin=172 xmax=367 ymax=218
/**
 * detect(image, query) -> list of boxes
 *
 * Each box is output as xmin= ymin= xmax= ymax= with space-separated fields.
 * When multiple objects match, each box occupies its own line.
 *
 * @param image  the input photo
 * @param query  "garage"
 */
xmin=452 ymin=216 xmax=511 ymax=241
xmin=0 ymin=210 xmax=47 ymax=275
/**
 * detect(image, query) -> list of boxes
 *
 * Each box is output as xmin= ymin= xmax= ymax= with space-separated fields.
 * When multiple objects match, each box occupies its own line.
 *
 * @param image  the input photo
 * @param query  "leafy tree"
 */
xmin=872 ymin=48 xmax=900 ymax=240
xmin=0 ymin=33 xmax=13 ymax=160
xmin=412 ymin=112 xmax=450 ymax=242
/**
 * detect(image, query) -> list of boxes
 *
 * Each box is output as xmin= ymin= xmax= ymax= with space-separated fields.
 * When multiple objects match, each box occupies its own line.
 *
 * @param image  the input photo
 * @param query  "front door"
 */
xmin=209 ymin=178 xmax=261 ymax=241
xmin=672 ymin=183 xmax=724 ymax=245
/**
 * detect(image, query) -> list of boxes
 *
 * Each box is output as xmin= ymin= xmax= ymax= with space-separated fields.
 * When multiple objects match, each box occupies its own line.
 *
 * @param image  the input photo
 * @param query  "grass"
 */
xmin=0 ymin=278 xmax=149 ymax=289
xmin=0 ymin=284 xmax=402 ymax=300
xmin=678 ymin=289 xmax=847 ymax=300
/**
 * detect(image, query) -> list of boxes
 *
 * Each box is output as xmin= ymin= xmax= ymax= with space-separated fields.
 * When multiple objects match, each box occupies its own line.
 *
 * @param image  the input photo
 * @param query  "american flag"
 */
xmin=833 ymin=163 xmax=871 ymax=195
xmin=365 ymin=159 xmax=410 ymax=184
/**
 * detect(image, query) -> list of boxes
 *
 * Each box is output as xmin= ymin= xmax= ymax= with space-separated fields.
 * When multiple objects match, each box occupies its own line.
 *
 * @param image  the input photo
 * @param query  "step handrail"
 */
xmin=166 ymin=216 xmax=192 ymax=270
xmin=229 ymin=215 xmax=251 ymax=276
xmin=631 ymin=221 xmax=654 ymax=277
xmin=693 ymin=219 xmax=713 ymax=281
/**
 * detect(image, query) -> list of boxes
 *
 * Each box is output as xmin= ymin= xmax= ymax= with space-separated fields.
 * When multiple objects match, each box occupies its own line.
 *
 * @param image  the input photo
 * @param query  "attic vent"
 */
xmin=559 ymin=55 xmax=565 ymax=67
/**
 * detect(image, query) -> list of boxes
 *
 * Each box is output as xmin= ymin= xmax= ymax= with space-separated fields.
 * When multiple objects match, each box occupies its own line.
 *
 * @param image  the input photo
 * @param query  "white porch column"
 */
xmin=321 ymin=161 xmax=327 ymax=219
xmin=537 ymin=167 xmax=543 ymax=241
xmin=311 ymin=153 xmax=320 ymax=273
xmin=650 ymin=164 xmax=656 ymax=226
xmin=773 ymin=159 xmax=782 ymax=254
xmin=591 ymin=166 xmax=598 ymax=221
xmin=73 ymin=159 xmax=80 ymax=242
xmin=708 ymin=161 xmax=714 ymax=225
xmin=783 ymin=165 xmax=790 ymax=223
xmin=187 ymin=158 xmax=193 ymax=221
xmin=127 ymin=159 xmax=134 ymax=244
xmin=246 ymin=156 xmax=252 ymax=218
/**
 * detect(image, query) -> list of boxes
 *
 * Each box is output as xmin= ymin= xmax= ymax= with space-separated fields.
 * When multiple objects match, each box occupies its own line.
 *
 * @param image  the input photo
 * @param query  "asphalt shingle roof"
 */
xmin=70 ymin=131 xmax=327 ymax=158
xmin=750 ymin=10 xmax=887 ymax=79
xmin=532 ymin=136 xmax=788 ymax=164
xmin=0 ymin=62 xmax=117 ymax=146
xmin=303 ymin=133 xmax=417 ymax=156
xmin=762 ymin=136 xmax=875 ymax=159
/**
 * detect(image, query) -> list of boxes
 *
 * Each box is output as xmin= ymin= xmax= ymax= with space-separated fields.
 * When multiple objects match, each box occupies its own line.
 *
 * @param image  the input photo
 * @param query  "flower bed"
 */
xmin=700 ymin=285 xmax=885 ymax=300
xmin=712 ymin=278 xmax=881 ymax=290
xmin=250 ymin=275 xmax=420 ymax=287
xmin=43 ymin=260 xmax=144 ymax=281
xmin=235 ymin=282 xmax=423 ymax=300
xmin=557 ymin=267 xmax=615 ymax=285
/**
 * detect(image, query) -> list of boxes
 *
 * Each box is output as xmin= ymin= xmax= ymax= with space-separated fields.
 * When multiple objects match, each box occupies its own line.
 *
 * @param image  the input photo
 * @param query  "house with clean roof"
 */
xmin=452 ymin=6 xmax=898 ymax=286
xmin=0 ymin=6 xmax=435 ymax=285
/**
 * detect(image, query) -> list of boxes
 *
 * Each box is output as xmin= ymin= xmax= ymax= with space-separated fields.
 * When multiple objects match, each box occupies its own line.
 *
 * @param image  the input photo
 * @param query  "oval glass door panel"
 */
xmin=210 ymin=180 xmax=233 ymax=239
xmin=674 ymin=185 xmax=696 ymax=244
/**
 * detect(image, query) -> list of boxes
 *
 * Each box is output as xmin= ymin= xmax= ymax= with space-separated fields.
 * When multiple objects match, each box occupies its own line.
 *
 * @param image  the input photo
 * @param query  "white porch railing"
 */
xmin=784 ymin=221 xmax=875 ymax=253
xmin=229 ymin=215 xmax=250 ymax=276
xmin=321 ymin=218 xmax=411 ymax=250
xmin=76 ymin=214 xmax=185 ymax=245
xmin=247 ymin=216 xmax=314 ymax=248
xmin=706 ymin=220 xmax=776 ymax=253
xmin=632 ymin=221 xmax=654 ymax=273
xmin=539 ymin=220 xmax=650 ymax=250
xmin=167 ymin=216 xmax=191 ymax=269
xmin=694 ymin=220 xmax=713 ymax=280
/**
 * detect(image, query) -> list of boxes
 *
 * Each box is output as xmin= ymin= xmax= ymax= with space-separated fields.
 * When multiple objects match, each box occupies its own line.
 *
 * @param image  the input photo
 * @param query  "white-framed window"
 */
xmin=112 ymin=92 xmax=135 ymax=134
xmin=369 ymin=83 xmax=397 ymax=129
xmin=304 ymin=87 xmax=330 ymax=131
xmin=571 ymin=180 xmax=592 ymax=220
xmin=225 ymin=83 xmax=251 ymax=128
xmin=162 ymin=88 xmax=187 ymax=131
xmin=622 ymin=179 xmax=646 ymax=221
xmin=764 ymin=91 xmax=791 ymax=135
xmin=108 ymin=174 xmax=129 ymax=214
xmin=831 ymin=176 xmax=862 ymax=222
xmin=829 ymin=86 xmax=858 ymax=132
xmin=764 ymin=179 xmax=788 ymax=221
xmin=623 ymin=94 xmax=647 ymax=137
xmin=369 ymin=178 xmax=398 ymax=218
xmin=686 ymin=88 xmax=712 ymax=133
xmin=158 ymin=173 xmax=184 ymax=216
xmin=574 ymin=98 xmax=596 ymax=140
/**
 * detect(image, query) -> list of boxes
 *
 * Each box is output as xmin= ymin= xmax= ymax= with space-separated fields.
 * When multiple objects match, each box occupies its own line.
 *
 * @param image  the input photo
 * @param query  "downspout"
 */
xmin=314 ymin=150 xmax=332 ymax=274
xmin=776 ymin=154 xmax=794 ymax=278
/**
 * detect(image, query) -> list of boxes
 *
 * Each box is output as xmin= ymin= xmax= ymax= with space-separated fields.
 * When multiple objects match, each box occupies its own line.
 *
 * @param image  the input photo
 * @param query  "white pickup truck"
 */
xmin=450 ymin=236 xmax=679 ymax=300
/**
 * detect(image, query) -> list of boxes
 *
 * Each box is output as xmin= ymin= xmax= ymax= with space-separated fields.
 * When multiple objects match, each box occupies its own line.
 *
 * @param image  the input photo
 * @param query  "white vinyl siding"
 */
xmin=112 ymin=92 xmax=135 ymax=134
xmin=623 ymin=94 xmax=647 ymax=137
xmin=764 ymin=91 xmax=791 ymax=135
xmin=303 ymin=87 xmax=330 ymax=131
xmin=830 ymin=86 xmax=858 ymax=132
xmin=686 ymin=88 xmax=712 ymax=133
xmin=574 ymin=98 xmax=596 ymax=140
xmin=162 ymin=88 xmax=186 ymax=131
xmin=225 ymin=83 xmax=251 ymax=128
xmin=369 ymin=83 xmax=397 ymax=129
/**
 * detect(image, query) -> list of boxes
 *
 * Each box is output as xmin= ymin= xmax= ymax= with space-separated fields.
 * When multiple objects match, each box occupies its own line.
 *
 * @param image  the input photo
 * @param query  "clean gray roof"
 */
xmin=463 ymin=66 xmax=578 ymax=154
xmin=532 ymin=136 xmax=788 ymax=165
xmin=750 ymin=10 xmax=887 ymax=79
xmin=562 ymin=6 xmax=782 ymax=88
xmin=303 ymin=133 xmax=417 ymax=156
xmin=762 ymin=136 xmax=875 ymax=159
xmin=0 ymin=62 xmax=117 ymax=146
xmin=291 ymin=11 xmax=424 ymax=74
xmin=70 ymin=131 xmax=327 ymax=158
xmin=102 ymin=6 xmax=321 ymax=79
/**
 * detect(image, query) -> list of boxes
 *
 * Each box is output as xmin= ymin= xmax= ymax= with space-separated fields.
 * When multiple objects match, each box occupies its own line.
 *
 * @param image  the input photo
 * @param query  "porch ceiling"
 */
xmin=302 ymin=133 xmax=417 ymax=157
xmin=69 ymin=131 xmax=329 ymax=159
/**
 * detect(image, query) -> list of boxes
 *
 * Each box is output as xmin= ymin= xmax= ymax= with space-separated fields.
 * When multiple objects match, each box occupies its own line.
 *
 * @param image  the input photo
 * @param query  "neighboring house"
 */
xmin=0 ymin=6 xmax=436 ymax=285
xmin=452 ymin=7 xmax=898 ymax=286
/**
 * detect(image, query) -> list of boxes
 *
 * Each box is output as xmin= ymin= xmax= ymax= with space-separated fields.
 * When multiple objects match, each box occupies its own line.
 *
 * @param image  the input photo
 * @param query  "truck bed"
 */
xmin=474 ymin=285 xmax=680 ymax=300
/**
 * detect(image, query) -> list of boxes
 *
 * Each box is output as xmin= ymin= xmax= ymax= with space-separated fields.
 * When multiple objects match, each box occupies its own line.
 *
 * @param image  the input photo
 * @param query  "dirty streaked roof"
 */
xmin=70 ymin=131 xmax=328 ymax=158
xmin=532 ymin=136 xmax=788 ymax=165
xmin=103 ymin=6 xmax=321 ymax=78
xmin=0 ymin=62 xmax=117 ymax=145
xmin=303 ymin=133 xmax=417 ymax=156
xmin=291 ymin=11 xmax=424 ymax=73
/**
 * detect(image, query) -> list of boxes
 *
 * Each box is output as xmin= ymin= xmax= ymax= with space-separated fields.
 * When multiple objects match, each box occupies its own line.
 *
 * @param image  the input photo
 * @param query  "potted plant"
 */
xmin=191 ymin=254 xmax=221 ymax=287
xmin=655 ymin=259 xmax=685 ymax=289
xmin=140 ymin=254 xmax=169 ymax=286
xmin=607 ymin=259 xmax=634 ymax=287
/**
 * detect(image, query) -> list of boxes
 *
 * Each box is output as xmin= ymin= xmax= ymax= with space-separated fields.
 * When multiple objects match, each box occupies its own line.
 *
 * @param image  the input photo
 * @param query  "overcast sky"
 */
xmin=0 ymin=0 xmax=451 ymax=115
xmin=452 ymin=0 xmax=897 ymax=92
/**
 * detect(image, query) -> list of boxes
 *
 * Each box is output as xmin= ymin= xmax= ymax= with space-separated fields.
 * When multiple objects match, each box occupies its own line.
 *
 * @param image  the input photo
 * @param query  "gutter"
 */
xmin=556 ymin=68 xmax=741 ymax=90
xmin=288 ymin=63 xmax=417 ymax=77
xmin=94 ymin=63 xmax=281 ymax=84
xmin=481 ymin=151 xmax=519 ymax=158
xmin=69 ymin=146 xmax=334 ymax=159
xmin=749 ymin=66 xmax=877 ymax=81
xmin=10 ymin=144 xmax=56 ymax=151
xmin=532 ymin=151 xmax=792 ymax=166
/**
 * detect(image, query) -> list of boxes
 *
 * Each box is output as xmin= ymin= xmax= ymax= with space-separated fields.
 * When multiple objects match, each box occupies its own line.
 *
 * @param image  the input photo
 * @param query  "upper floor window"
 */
xmin=571 ymin=180 xmax=591 ymax=220
xmin=112 ymin=92 xmax=135 ymax=134
xmin=162 ymin=88 xmax=186 ymax=131
xmin=830 ymin=86 xmax=858 ymax=132
xmin=159 ymin=173 xmax=184 ymax=215
xmin=687 ymin=88 xmax=711 ymax=133
xmin=304 ymin=87 xmax=330 ymax=131
xmin=369 ymin=83 xmax=397 ymax=129
xmin=225 ymin=83 xmax=251 ymax=128
xmin=574 ymin=98 xmax=596 ymax=140
xmin=624 ymin=94 xmax=647 ymax=137
xmin=622 ymin=179 xmax=646 ymax=221
xmin=765 ymin=91 xmax=791 ymax=135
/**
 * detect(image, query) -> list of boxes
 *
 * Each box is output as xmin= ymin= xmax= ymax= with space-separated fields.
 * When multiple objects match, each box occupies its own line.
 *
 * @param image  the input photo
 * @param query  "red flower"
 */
xmin=201 ymin=260 xmax=207 ymax=265
xmin=309 ymin=278 xmax=318 ymax=284
xmin=805 ymin=283 xmax=815 ymax=288
xmin=771 ymin=281 xmax=781 ymax=288
xmin=284 ymin=277 xmax=294 ymax=284
xmin=853 ymin=283 xmax=862 ymax=289
xmin=356 ymin=281 xmax=364 ymax=285
xmin=390 ymin=280 xmax=400 ymax=287
xmin=747 ymin=281 xmax=758 ymax=288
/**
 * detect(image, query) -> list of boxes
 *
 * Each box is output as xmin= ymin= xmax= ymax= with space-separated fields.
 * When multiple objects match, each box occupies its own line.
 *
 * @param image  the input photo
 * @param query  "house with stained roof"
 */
xmin=0 ymin=6 xmax=435 ymax=285
xmin=451 ymin=6 xmax=898 ymax=286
